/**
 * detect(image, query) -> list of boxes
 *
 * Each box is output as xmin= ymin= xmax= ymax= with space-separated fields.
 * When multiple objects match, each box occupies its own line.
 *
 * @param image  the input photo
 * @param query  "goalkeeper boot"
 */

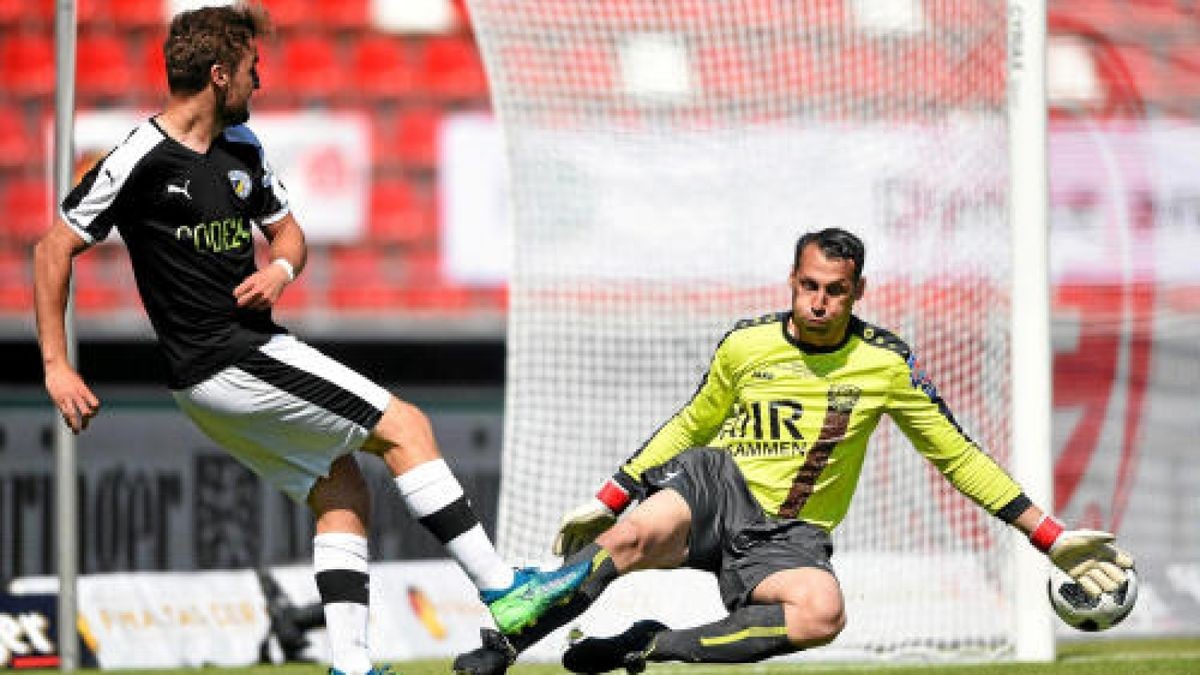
xmin=452 ymin=628 xmax=517 ymax=675
xmin=562 ymin=619 xmax=668 ymax=674
xmin=481 ymin=563 xmax=590 ymax=634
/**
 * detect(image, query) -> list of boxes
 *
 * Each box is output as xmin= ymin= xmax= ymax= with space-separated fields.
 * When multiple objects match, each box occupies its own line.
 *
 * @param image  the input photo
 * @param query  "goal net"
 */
xmin=469 ymin=0 xmax=1020 ymax=660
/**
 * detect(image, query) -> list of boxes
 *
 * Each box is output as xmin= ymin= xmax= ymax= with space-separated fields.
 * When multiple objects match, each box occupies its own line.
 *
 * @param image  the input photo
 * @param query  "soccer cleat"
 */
xmin=452 ymin=628 xmax=516 ymax=675
xmin=480 ymin=563 xmax=590 ymax=634
xmin=562 ymin=619 xmax=668 ymax=674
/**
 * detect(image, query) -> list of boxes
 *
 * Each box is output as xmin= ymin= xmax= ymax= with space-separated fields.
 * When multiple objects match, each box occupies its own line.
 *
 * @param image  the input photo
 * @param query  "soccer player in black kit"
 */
xmin=32 ymin=4 xmax=585 ymax=674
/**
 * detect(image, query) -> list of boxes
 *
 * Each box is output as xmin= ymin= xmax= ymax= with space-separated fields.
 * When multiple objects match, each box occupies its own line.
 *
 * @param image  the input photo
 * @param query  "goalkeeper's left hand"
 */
xmin=1031 ymin=517 xmax=1135 ymax=598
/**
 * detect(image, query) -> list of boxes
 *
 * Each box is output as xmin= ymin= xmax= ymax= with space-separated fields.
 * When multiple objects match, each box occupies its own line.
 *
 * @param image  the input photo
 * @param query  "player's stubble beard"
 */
xmin=215 ymin=82 xmax=250 ymax=128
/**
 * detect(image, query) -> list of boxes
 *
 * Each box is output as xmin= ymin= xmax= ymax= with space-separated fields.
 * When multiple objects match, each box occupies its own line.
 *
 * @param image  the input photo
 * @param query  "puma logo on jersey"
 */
xmin=167 ymin=179 xmax=191 ymax=200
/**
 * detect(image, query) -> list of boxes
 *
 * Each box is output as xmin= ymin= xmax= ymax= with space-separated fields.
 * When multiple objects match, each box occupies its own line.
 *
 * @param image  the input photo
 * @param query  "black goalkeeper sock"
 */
xmin=648 ymin=604 xmax=794 ymax=664
xmin=507 ymin=542 xmax=621 ymax=652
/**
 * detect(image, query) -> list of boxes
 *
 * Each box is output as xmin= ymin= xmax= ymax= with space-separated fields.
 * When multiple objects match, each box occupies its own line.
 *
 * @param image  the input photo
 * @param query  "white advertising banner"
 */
xmin=77 ymin=570 xmax=269 ymax=669
xmin=440 ymin=112 xmax=511 ymax=286
xmin=70 ymin=109 xmax=370 ymax=243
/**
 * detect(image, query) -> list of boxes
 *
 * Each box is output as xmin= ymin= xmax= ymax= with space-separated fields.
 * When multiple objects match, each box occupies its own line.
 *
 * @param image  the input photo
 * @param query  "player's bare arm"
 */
xmin=233 ymin=212 xmax=305 ymax=310
xmin=33 ymin=222 xmax=100 ymax=433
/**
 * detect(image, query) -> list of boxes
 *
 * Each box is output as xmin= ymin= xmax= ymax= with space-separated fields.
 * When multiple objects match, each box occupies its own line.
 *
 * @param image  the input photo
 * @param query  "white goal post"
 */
xmin=468 ymin=0 xmax=1052 ymax=661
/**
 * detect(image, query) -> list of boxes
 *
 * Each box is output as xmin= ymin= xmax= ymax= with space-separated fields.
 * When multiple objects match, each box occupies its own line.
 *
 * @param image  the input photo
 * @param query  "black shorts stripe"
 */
xmin=237 ymin=350 xmax=384 ymax=429
xmin=418 ymin=496 xmax=479 ymax=545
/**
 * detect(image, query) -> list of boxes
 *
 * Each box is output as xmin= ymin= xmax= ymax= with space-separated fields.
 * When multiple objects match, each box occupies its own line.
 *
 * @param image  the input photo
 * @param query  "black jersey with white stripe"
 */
xmin=61 ymin=118 xmax=291 ymax=388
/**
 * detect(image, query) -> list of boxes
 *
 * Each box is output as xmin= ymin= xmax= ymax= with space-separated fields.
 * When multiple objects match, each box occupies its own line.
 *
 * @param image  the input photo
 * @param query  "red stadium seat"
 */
xmin=1169 ymin=45 xmax=1200 ymax=98
xmin=327 ymin=245 xmax=402 ymax=309
xmin=0 ymin=105 xmax=34 ymax=168
xmin=924 ymin=0 xmax=1005 ymax=30
xmin=1126 ymin=0 xmax=1187 ymax=30
xmin=392 ymin=107 xmax=441 ymax=170
xmin=893 ymin=42 xmax=954 ymax=105
xmin=135 ymin=33 xmax=168 ymax=101
xmin=110 ymin=0 xmax=165 ymax=30
xmin=396 ymin=249 xmax=471 ymax=311
xmin=961 ymin=37 xmax=1006 ymax=107
xmin=367 ymin=179 xmax=434 ymax=245
xmin=800 ymin=0 xmax=847 ymax=31
xmin=765 ymin=44 xmax=822 ymax=100
xmin=695 ymin=44 xmax=751 ymax=98
xmin=73 ymin=249 xmax=126 ymax=312
xmin=279 ymin=34 xmax=341 ymax=100
xmin=0 ymin=32 xmax=55 ymax=99
xmin=0 ymin=0 xmax=103 ymax=26
xmin=259 ymin=0 xmax=312 ymax=32
xmin=834 ymin=43 xmax=886 ymax=100
xmin=449 ymin=0 xmax=471 ymax=31
xmin=1106 ymin=44 xmax=1167 ymax=108
xmin=558 ymin=44 xmax=617 ymax=95
xmin=315 ymin=0 xmax=369 ymax=32
xmin=419 ymin=36 xmax=488 ymax=100
xmin=0 ymin=0 xmax=23 ymax=26
xmin=0 ymin=176 xmax=53 ymax=244
xmin=77 ymin=33 xmax=135 ymax=101
xmin=0 ymin=249 xmax=32 ymax=312
xmin=348 ymin=34 xmax=418 ymax=101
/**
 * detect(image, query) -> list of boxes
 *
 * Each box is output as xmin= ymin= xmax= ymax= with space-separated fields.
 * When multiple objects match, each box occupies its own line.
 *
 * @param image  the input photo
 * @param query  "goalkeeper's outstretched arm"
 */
xmin=1013 ymin=504 xmax=1136 ymax=598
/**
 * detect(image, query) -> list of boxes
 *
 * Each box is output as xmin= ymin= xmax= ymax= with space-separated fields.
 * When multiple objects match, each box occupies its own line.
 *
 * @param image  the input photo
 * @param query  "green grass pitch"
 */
xmin=64 ymin=637 xmax=1200 ymax=675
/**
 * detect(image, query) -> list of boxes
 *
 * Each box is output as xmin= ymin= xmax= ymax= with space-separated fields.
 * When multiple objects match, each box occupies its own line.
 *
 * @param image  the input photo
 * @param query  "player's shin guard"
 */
xmin=648 ymin=604 xmax=793 ymax=664
xmin=507 ymin=542 xmax=620 ymax=652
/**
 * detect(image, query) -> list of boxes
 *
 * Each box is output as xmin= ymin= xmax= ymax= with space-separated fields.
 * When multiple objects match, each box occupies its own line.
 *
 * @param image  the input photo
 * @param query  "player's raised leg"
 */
xmin=453 ymin=488 xmax=692 ymax=674
xmin=359 ymin=397 xmax=589 ymax=633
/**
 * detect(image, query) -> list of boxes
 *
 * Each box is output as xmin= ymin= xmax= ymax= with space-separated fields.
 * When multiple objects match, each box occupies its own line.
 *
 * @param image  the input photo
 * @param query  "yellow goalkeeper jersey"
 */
xmin=620 ymin=311 xmax=1023 ymax=532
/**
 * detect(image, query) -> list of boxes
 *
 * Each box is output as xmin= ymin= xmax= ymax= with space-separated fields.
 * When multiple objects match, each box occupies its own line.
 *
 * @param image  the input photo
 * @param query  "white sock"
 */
xmin=314 ymin=533 xmax=372 ymax=675
xmin=394 ymin=459 xmax=514 ymax=592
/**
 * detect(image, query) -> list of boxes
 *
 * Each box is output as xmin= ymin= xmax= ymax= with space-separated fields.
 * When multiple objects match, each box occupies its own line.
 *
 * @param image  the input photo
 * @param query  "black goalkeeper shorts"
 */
xmin=642 ymin=447 xmax=835 ymax=612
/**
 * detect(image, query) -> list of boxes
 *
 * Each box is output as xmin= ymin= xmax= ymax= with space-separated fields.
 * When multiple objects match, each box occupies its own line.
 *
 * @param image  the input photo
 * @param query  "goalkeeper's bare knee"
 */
xmin=753 ymin=568 xmax=845 ymax=648
xmin=781 ymin=598 xmax=845 ymax=648
xmin=596 ymin=518 xmax=688 ymax=572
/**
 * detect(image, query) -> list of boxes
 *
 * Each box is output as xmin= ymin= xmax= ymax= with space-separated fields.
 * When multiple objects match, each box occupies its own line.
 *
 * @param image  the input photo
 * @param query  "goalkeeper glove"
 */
xmin=1030 ymin=516 xmax=1135 ymax=598
xmin=552 ymin=474 xmax=639 ymax=557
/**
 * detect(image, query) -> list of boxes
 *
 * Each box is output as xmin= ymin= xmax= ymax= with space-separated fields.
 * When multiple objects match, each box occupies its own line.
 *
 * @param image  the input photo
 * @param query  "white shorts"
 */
xmin=172 ymin=334 xmax=393 ymax=503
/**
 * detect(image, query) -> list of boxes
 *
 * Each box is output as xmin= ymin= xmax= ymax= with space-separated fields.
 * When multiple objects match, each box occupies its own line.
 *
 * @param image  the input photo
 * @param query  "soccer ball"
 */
xmin=1047 ymin=566 xmax=1138 ymax=631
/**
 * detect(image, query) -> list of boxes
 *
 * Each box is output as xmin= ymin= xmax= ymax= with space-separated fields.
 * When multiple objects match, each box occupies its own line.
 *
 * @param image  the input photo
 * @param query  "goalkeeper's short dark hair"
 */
xmin=794 ymin=228 xmax=865 ymax=281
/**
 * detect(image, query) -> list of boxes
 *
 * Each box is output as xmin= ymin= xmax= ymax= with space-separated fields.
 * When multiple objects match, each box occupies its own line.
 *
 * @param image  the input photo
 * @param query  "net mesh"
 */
xmin=469 ymin=0 xmax=1017 ymax=658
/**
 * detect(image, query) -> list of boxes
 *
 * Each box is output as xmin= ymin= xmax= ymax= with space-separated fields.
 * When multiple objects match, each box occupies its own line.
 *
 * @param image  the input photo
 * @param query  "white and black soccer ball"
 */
xmin=1047 ymin=565 xmax=1138 ymax=631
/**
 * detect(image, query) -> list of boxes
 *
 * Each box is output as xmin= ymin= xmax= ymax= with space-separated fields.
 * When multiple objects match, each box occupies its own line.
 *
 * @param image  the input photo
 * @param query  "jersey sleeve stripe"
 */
xmin=61 ymin=122 xmax=163 ymax=245
xmin=259 ymin=206 xmax=290 ymax=225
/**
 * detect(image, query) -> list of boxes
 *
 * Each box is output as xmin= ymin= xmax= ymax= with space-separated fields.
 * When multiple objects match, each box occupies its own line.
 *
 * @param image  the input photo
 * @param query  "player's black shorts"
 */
xmin=642 ymin=447 xmax=835 ymax=611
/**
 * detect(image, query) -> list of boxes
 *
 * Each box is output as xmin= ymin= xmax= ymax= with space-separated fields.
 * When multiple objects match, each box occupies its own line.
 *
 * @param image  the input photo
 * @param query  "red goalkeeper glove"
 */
xmin=1031 ymin=516 xmax=1136 ymax=598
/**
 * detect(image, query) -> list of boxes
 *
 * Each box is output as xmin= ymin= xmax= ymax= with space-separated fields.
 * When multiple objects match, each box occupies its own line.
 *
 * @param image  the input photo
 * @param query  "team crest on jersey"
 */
xmin=228 ymin=169 xmax=253 ymax=199
xmin=827 ymin=383 xmax=861 ymax=414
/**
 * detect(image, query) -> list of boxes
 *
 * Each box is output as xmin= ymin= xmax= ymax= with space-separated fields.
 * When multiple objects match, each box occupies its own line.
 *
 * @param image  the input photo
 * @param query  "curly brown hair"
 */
xmin=163 ymin=2 xmax=272 ymax=95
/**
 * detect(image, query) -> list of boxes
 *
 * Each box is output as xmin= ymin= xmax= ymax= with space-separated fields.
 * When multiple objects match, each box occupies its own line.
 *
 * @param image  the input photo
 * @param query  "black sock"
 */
xmin=649 ymin=604 xmax=794 ymax=664
xmin=507 ymin=542 xmax=621 ymax=652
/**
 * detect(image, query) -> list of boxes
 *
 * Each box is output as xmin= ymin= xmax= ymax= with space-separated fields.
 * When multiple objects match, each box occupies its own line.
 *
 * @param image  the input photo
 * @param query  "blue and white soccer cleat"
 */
xmin=480 ymin=563 xmax=590 ymax=634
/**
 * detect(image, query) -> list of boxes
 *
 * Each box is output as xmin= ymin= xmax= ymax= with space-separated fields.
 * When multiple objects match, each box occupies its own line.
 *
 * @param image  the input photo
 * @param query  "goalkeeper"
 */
xmin=454 ymin=227 xmax=1135 ymax=674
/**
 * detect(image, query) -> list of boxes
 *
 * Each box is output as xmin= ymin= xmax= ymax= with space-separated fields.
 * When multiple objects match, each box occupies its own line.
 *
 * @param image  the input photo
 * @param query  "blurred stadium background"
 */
xmin=0 ymin=0 xmax=1199 ymax=670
